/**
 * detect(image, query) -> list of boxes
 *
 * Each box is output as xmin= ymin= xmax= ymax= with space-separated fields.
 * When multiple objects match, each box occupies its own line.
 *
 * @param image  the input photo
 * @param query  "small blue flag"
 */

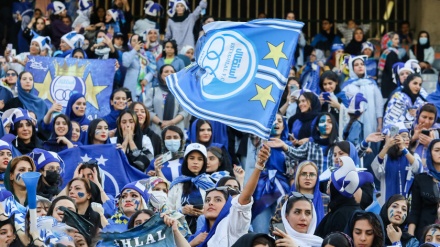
xmin=166 ymin=19 xmax=304 ymax=139
xmin=58 ymin=144 xmax=148 ymax=197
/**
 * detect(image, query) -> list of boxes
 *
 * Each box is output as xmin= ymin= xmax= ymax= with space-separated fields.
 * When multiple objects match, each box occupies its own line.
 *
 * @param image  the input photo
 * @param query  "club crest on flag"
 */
xmin=167 ymin=19 xmax=304 ymax=139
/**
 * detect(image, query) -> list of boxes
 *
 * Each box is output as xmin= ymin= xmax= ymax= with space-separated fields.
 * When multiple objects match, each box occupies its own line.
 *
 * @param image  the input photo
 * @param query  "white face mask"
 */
xmin=149 ymin=190 xmax=168 ymax=209
xmin=419 ymin=37 xmax=428 ymax=45
xmin=164 ymin=139 xmax=181 ymax=152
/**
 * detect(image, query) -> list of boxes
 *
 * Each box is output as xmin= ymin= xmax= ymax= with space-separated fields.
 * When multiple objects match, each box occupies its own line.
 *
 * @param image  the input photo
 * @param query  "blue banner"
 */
xmin=25 ymin=56 xmax=115 ymax=119
xmin=101 ymin=214 xmax=175 ymax=247
xmin=166 ymin=19 xmax=303 ymax=139
xmin=58 ymin=144 xmax=148 ymax=196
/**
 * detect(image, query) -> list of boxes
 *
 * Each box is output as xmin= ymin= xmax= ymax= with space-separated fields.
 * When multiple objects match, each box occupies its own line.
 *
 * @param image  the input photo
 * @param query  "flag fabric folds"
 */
xmin=58 ymin=144 xmax=148 ymax=197
xmin=25 ymin=56 xmax=115 ymax=119
xmin=166 ymin=19 xmax=304 ymax=139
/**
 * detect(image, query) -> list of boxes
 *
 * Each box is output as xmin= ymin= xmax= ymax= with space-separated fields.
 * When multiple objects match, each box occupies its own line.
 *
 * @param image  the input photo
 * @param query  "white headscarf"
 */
xmin=280 ymin=198 xmax=323 ymax=247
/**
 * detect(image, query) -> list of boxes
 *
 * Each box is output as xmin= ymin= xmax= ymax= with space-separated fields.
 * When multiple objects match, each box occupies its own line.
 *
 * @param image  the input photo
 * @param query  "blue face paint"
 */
xmin=133 ymin=199 xmax=140 ymax=210
xmin=318 ymin=116 xmax=327 ymax=135
xmin=402 ymin=213 xmax=407 ymax=222
xmin=389 ymin=209 xmax=394 ymax=219
xmin=78 ymin=192 xmax=85 ymax=198
xmin=15 ymin=173 xmax=21 ymax=182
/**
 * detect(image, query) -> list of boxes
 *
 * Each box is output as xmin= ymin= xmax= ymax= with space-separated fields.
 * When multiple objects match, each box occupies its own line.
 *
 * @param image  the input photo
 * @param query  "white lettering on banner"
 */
xmin=114 ymin=231 xmax=167 ymax=246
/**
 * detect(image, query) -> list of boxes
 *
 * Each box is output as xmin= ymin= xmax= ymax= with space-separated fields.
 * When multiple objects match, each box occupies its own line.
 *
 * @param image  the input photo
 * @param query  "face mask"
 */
xmin=114 ymin=44 xmax=122 ymax=49
xmin=96 ymin=38 xmax=104 ymax=44
xmin=419 ymin=37 xmax=428 ymax=45
xmin=82 ymin=44 xmax=89 ymax=50
xmin=45 ymin=170 xmax=60 ymax=185
xmin=164 ymin=139 xmax=181 ymax=152
xmin=318 ymin=116 xmax=327 ymax=135
xmin=149 ymin=190 xmax=168 ymax=209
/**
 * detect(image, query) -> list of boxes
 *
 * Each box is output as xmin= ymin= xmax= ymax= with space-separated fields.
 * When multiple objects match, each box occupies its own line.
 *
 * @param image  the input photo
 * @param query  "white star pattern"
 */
xmin=81 ymin=154 xmax=92 ymax=162
xmin=96 ymin=155 xmax=108 ymax=166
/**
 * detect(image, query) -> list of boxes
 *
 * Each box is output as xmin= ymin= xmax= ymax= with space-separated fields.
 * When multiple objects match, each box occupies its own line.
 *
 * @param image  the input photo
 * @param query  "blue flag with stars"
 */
xmin=166 ymin=19 xmax=304 ymax=139
xmin=58 ymin=144 xmax=148 ymax=197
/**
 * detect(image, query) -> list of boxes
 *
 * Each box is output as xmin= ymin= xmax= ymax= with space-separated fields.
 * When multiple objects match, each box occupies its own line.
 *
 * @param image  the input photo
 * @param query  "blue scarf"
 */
xmin=385 ymin=154 xmax=413 ymax=201
xmin=53 ymin=49 xmax=73 ymax=58
xmin=335 ymin=91 xmax=350 ymax=108
xmin=170 ymin=174 xmax=215 ymax=190
xmin=300 ymin=62 xmax=321 ymax=94
xmin=17 ymin=79 xmax=48 ymax=124
xmin=194 ymin=196 xmax=232 ymax=247
xmin=65 ymin=93 xmax=90 ymax=127
xmin=102 ymin=105 xmax=122 ymax=130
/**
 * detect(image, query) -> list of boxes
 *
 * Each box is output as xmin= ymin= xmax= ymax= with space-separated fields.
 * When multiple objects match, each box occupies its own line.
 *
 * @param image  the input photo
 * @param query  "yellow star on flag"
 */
xmin=33 ymin=70 xmax=55 ymax=103
xmin=250 ymin=84 xmax=275 ymax=109
xmin=84 ymin=73 xmax=107 ymax=109
xmin=262 ymin=42 xmax=288 ymax=67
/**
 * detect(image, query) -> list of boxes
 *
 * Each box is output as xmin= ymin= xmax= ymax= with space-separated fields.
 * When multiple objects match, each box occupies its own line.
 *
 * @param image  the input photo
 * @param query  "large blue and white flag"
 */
xmin=58 ymin=144 xmax=148 ymax=196
xmin=25 ymin=56 xmax=115 ymax=119
xmin=101 ymin=214 xmax=175 ymax=246
xmin=166 ymin=19 xmax=303 ymax=139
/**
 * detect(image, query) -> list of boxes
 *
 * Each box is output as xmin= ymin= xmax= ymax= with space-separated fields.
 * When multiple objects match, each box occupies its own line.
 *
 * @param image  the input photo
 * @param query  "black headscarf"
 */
xmin=288 ymin=92 xmax=321 ymax=140
xmin=344 ymin=28 xmax=366 ymax=56
xmin=402 ymin=74 xmax=425 ymax=104
xmin=158 ymin=65 xmax=176 ymax=121
xmin=379 ymin=194 xmax=415 ymax=246
xmin=411 ymin=31 xmax=431 ymax=62
xmin=116 ymin=110 xmax=144 ymax=150
xmin=231 ymin=233 xmax=275 ymax=247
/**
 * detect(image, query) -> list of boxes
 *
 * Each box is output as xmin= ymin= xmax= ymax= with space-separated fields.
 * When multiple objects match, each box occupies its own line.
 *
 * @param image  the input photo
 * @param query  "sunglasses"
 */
xmin=6 ymin=73 xmax=16 ymax=77
xmin=206 ymin=186 xmax=241 ymax=197
xmin=288 ymin=192 xmax=314 ymax=202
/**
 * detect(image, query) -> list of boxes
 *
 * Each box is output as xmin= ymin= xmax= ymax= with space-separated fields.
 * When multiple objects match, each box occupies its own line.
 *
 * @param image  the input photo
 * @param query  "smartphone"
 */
xmin=161 ymin=151 xmax=173 ymax=164
xmin=273 ymin=222 xmax=286 ymax=239
xmin=193 ymin=204 xmax=204 ymax=210
xmin=322 ymin=92 xmax=331 ymax=101
xmin=289 ymin=85 xmax=298 ymax=92
xmin=6 ymin=44 xmax=12 ymax=51
xmin=422 ymin=129 xmax=430 ymax=136
xmin=11 ymin=49 xmax=16 ymax=57
xmin=389 ymin=125 xmax=399 ymax=137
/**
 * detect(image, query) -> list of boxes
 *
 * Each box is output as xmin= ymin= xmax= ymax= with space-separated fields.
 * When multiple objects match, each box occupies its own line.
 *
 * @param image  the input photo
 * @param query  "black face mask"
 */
xmin=45 ymin=170 xmax=60 ymax=185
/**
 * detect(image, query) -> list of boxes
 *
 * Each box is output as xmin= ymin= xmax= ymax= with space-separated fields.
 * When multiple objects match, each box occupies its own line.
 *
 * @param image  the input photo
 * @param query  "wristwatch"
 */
xmin=158 ymin=121 xmax=162 ymax=126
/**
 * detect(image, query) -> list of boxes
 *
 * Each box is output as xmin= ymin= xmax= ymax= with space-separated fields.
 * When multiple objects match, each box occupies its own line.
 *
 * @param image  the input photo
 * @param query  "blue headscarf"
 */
xmin=193 ymin=195 xmax=233 ymax=247
xmin=102 ymin=89 xmax=127 ymax=130
xmin=427 ymin=78 xmax=440 ymax=122
xmin=426 ymin=139 xmax=440 ymax=181
xmin=17 ymin=76 xmax=48 ymax=123
xmin=65 ymin=93 xmax=90 ymax=127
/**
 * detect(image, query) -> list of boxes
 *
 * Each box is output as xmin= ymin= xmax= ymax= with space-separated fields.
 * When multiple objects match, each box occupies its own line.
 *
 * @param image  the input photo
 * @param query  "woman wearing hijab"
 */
xmin=344 ymin=28 xmax=367 ymax=56
xmin=144 ymin=64 xmax=188 ymax=136
xmin=384 ymin=74 xmax=426 ymax=129
xmin=409 ymin=31 xmax=435 ymax=73
xmin=408 ymin=139 xmax=440 ymax=240
xmin=379 ymin=195 xmax=419 ymax=247
xmin=129 ymin=102 xmax=162 ymax=156
xmin=3 ymin=72 xmax=48 ymax=125
xmin=102 ymin=88 xmax=128 ymax=130
xmin=379 ymin=32 xmax=401 ymax=98
xmin=42 ymin=114 xmax=75 ymax=152
xmin=9 ymin=108 xmax=42 ymax=155
xmin=65 ymin=93 xmax=90 ymax=130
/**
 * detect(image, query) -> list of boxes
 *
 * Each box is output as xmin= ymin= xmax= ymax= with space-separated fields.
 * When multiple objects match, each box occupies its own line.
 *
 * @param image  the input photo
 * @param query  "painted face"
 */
xmin=10 ymin=160 xmax=33 ymax=187
xmin=204 ymin=191 xmax=227 ymax=221
xmin=398 ymin=70 xmax=411 ymax=84
xmin=273 ymin=114 xmax=284 ymax=136
xmin=152 ymin=182 xmax=168 ymax=194
xmin=408 ymin=77 xmax=422 ymax=95
xmin=0 ymin=224 xmax=15 ymax=245
xmin=60 ymin=39 xmax=71 ymax=51
xmin=333 ymin=145 xmax=349 ymax=166
xmin=387 ymin=200 xmax=408 ymax=225
xmin=120 ymin=113 xmax=136 ymax=132
xmin=148 ymin=30 xmax=158 ymax=42
xmin=318 ymin=115 xmax=332 ymax=136
xmin=198 ymin=123 xmax=212 ymax=143
xmin=30 ymin=41 xmax=40 ymax=55
xmin=17 ymin=120 xmax=33 ymax=143
xmin=286 ymin=200 xmax=313 ymax=234
xmin=68 ymin=180 xmax=90 ymax=205
xmin=187 ymin=151 xmax=204 ymax=175
xmin=298 ymin=95 xmax=311 ymax=113
xmin=71 ymin=122 xmax=81 ymax=142
xmin=164 ymin=42 xmax=175 ymax=56
xmin=133 ymin=104 xmax=146 ymax=125
xmin=298 ymin=165 xmax=317 ymax=191
xmin=72 ymin=97 xmax=86 ymax=117
xmin=120 ymin=189 xmax=143 ymax=216
xmin=133 ymin=212 xmax=151 ymax=227
xmin=352 ymin=59 xmax=365 ymax=77
xmin=54 ymin=117 xmax=69 ymax=136
xmin=431 ymin=142 xmax=440 ymax=165
xmin=111 ymin=91 xmax=127 ymax=110
xmin=353 ymin=29 xmax=364 ymax=42
xmin=206 ymin=151 xmax=220 ymax=173
xmin=52 ymin=199 xmax=76 ymax=222
xmin=0 ymin=150 xmax=12 ymax=171
xmin=161 ymin=66 xmax=175 ymax=82
xmin=36 ymin=201 xmax=48 ymax=217
xmin=426 ymin=227 xmax=440 ymax=243
xmin=93 ymin=121 xmax=109 ymax=144
xmin=175 ymin=3 xmax=186 ymax=15
xmin=322 ymin=78 xmax=337 ymax=93
xmin=20 ymin=72 xmax=34 ymax=92
xmin=352 ymin=219 xmax=374 ymax=247
xmin=392 ymin=34 xmax=400 ymax=47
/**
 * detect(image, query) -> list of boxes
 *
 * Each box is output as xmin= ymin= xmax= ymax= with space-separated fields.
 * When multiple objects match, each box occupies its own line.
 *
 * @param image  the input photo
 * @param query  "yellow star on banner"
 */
xmin=84 ymin=73 xmax=107 ymax=109
xmin=262 ymin=41 xmax=287 ymax=67
xmin=250 ymin=84 xmax=275 ymax=109
xmin=34 ymin=70 xmax=55 ymax=103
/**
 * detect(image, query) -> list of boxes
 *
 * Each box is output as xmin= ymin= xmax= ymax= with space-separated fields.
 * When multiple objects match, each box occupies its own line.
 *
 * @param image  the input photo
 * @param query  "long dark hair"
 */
xmin=87 ymin=118 xmax=108 ymax=145
xmin=47 ymin=196 xmax=77 ymax=217
xmin=161 ymin=40 xmax=178 ymax=57
xmin=181 ymin=149 xmax=208 ymax=194
xmin=116 ymin=109 xmax=143 ymax=149
xmin=319 ymin=71 xmax=341 ymax=94
xmin=158 ymin=64 xmax=176 ymax=85
xmin=51 ymin=114 xmax=72 ymax=139
xmin=160 ymin=125 xmax=185 ymax=153
xmin=196 ymin=119 xmax=212 ymax=146
xmin=312 ymin=112 xmax=339 ymax=144
xmin=127 ymin=209 xmax=155 ymax=229
xmin=281 ymin=77 xmax=300 ymax=101
xmin=349 ymin=212 xmax=384 ymax=247
xmin=128 ymin=102 xmax=151 ymax=130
